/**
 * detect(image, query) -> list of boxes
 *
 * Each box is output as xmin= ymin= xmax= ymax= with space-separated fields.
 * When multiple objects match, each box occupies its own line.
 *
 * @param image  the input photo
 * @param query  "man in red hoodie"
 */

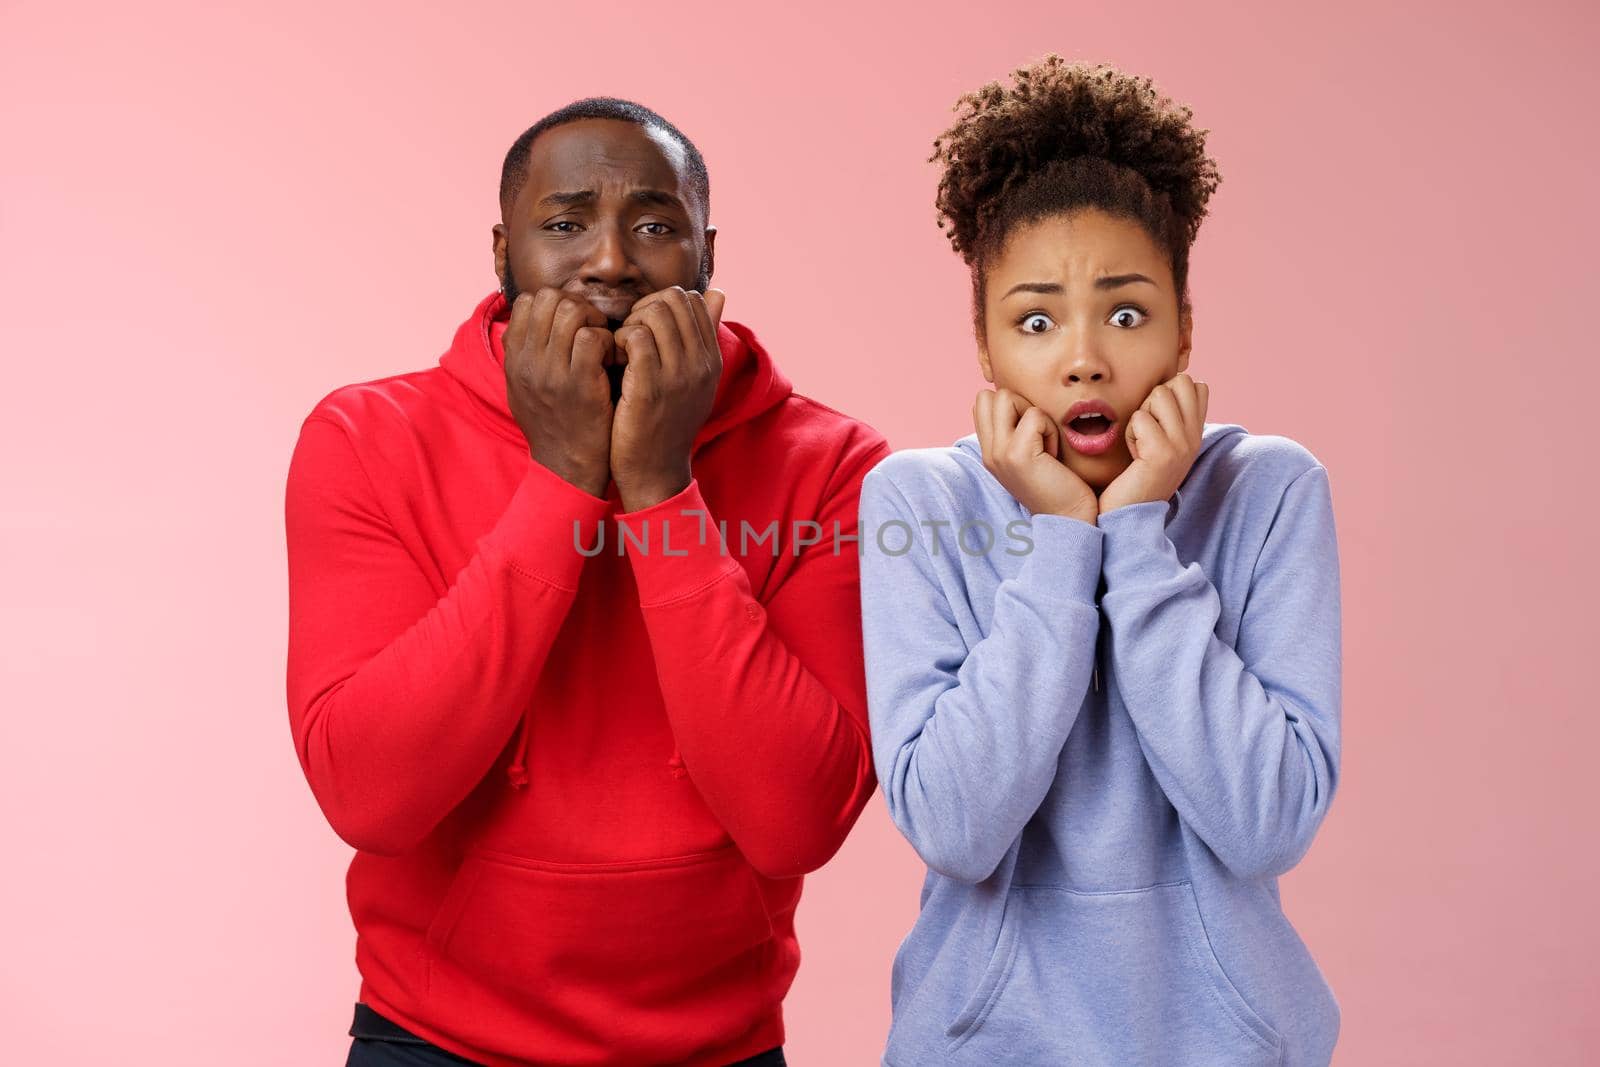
xmin=284 ymin=97 xmax=891 ymax=1067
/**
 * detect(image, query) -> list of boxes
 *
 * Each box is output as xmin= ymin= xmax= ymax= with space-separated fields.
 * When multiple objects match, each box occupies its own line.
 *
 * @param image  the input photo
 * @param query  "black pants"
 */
xmin=345 ymin=1002 xmax=788 ymax=1066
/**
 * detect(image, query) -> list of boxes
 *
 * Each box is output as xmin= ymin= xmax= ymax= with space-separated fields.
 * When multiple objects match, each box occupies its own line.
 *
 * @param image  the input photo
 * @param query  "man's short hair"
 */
xmin=499 ymin=97 xmax=711 ymax=223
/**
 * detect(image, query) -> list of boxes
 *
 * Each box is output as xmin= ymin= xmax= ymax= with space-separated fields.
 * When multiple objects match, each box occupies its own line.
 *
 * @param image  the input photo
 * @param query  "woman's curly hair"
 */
xmin=931 ymin=56 xmax=1221 ymax=333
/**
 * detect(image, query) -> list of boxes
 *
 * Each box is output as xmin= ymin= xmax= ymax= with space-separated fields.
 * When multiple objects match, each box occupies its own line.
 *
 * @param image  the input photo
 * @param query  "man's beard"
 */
xmin=502 ymin=252 xmax=713 ymax=407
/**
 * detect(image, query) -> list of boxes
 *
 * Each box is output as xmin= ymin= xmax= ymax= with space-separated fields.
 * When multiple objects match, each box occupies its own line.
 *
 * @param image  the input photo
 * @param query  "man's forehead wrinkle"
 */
xmin=529 ymin=129 xmax=683 ymax=176
xmin=513 ymin=121 xmax=700 ymax=223
xmin=525 ymin=160 xmax=686 ymax=203
xmin=537 ymin=180 xmax=685 ymax=205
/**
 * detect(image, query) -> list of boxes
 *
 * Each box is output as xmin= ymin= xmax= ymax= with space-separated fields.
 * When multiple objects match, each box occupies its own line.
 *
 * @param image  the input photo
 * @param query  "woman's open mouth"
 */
xmin=1062 ymin=412 xmax=1119 ymax=456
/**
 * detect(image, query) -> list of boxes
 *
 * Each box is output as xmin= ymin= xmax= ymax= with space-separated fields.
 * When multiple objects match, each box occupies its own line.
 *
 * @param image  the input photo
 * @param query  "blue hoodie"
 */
xmin=858 ymin=422 xmax=1341 ymax=1066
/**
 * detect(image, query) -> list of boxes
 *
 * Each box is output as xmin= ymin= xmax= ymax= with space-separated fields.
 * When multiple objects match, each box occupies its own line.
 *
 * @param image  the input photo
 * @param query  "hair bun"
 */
xmin=931 ymin=56 xmax=1220 ymax=263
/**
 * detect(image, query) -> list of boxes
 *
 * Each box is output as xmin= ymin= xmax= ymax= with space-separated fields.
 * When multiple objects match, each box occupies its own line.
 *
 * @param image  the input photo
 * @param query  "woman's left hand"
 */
xmin=1098 ymin=372 xmax=1209 ymax=515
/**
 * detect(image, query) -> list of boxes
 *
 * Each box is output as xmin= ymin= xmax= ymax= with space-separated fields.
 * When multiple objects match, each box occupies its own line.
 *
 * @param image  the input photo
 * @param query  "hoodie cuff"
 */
xmin=618 ymin=477 xmax=745 ymax=607
xmin=1099 ymin=499 xmax=1183 ymax=589
xmin=480 ymin=457 xmax=611 ymax=590
xmin=1015 ymin=514 xmax=1105 ymax=603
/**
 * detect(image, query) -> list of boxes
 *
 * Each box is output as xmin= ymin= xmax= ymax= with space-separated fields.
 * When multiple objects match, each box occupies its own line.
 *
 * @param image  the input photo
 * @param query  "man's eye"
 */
xmin=1109 ymin=306 xmax=1147 ymax=328
xmin=546 ymin=221 xmax=581 ymax=233
xmin=1020 ymin=313 xmax=1054 ymax=333
xmin=637 ymin=222 xmax=671 ymax=236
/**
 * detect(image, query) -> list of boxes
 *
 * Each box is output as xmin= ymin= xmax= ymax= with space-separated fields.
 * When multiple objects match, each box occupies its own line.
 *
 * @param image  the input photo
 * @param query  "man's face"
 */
xmin=978 ymin=208 xmax=1192 ymax=491
xmin=493 ymin=117 xmax=714 ymax=331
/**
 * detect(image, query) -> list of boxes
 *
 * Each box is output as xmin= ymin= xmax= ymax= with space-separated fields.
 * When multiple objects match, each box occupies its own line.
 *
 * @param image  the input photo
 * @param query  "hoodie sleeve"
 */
xmin=859 ymin=466 xmax=1105 ymax=885
xmin=1098 ymin=463 xmax=1342 ymax=880
xmin=616 ymin=432 xmax=891 ymax=880
xmin=284 ymin=415 xmax=610 ymax=856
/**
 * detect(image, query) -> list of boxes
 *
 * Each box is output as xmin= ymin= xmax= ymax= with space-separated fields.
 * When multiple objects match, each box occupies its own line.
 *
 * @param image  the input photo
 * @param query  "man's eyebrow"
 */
xmin=536 ymin=189 xmax=687 ymax=212
xmin=631 ymin=189 xmax=687 ymax=211
xmin=539 ymin=190 xmax=596 ymax=208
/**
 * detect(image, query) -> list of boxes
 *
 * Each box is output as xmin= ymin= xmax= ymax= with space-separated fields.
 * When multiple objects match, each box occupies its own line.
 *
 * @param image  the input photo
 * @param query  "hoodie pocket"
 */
xmin=424 ymin=843 xmax=775 ymax=1049
xmin=944 ymin=880 xmax=1282 ymax=1064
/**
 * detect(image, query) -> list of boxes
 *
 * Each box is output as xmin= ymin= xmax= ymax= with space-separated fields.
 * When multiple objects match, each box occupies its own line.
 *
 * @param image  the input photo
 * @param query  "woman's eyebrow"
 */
xmin=1095 ymin=273 xmax=1157 ymax=289
xmin=1002 ymin=274 xmax=1158 ymax=299
xmin=1002 ymin=281 xmax=1064 ymax=298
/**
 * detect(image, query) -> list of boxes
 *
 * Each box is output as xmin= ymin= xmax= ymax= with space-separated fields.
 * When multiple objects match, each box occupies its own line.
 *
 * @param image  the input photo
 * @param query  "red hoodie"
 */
xmin=284 ymin=290 xmax=891 ymax=1066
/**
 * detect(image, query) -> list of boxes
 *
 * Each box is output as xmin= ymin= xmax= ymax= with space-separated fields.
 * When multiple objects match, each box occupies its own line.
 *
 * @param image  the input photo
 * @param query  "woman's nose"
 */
xmin=1061 ymin=328 xmax=1110 ymax=383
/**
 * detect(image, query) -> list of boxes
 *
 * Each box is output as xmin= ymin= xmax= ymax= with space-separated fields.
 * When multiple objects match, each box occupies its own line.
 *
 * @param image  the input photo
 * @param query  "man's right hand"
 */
xmin=504 ymin=288 xmax=615 ymax=498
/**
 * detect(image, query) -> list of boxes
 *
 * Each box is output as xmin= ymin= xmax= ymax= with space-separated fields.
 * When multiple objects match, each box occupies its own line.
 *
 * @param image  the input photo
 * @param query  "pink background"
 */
xmin=3 ymin=1 xmax=1597 ymax=1063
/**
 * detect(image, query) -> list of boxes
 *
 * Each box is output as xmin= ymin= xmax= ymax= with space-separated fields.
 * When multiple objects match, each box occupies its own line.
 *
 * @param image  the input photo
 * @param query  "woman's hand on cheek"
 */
xmin=974 ymin=387 xmax=1100 ymax=524
xmin=1098 ymin=373 xmax=1209 ymax=515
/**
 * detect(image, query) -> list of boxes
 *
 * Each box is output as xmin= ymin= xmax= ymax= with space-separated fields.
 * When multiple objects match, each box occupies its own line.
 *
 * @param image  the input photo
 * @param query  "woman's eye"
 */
xmin=1109 ymin=305 xmax=1147 ymax=328
xmin=1021 ymin=313 xmax=1054 ymax=333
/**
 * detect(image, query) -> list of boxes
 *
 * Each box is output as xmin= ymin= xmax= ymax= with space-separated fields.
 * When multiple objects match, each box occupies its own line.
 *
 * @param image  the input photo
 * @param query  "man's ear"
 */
xmin=1176 ymin=305 xmax=1194 ymax=374
xmin=703 ymin=225 xmax=717 ymax=282
xmin=492 ymin=223 xmax=508 ymax=289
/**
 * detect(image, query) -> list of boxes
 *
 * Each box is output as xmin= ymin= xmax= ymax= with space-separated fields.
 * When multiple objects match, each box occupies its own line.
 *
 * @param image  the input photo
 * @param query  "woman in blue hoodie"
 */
xmin=858 ymin=56 xmax=1341 ymax=1066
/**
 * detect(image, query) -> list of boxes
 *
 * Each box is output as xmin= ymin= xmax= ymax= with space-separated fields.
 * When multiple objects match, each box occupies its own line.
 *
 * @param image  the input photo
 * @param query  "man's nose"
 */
xmin=580 ymin=222 xmax=638 ymax=285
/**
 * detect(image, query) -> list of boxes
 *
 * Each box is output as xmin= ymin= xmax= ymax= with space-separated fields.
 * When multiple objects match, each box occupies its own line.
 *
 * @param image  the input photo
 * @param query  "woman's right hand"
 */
xmin=973 ymin=387 xmax=1099 ymax=525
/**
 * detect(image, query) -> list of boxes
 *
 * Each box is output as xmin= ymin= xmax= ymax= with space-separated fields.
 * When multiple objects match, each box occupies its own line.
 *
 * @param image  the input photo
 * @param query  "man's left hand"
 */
xmin=1098 ymin=372 xmax=1209 ymax=515
xmin=610 ymin=286 xmax=727 ymax=512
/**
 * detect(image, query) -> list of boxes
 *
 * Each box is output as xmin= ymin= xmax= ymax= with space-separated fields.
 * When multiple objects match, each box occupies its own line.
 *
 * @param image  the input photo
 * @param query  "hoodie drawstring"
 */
xmin=506 ymin=713 xmax=531 ymax=789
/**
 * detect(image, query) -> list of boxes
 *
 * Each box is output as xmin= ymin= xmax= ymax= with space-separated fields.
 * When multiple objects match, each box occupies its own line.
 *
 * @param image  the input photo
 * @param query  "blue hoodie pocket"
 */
xmin=944 ymin=880 xmax=1282 ymax=1064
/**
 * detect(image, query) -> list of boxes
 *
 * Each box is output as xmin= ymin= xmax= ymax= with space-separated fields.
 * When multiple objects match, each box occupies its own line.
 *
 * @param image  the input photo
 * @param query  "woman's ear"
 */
xmin=972 ymin=275 xmax=996 ymax=383
xmin=976 ymin=341 xmax=994 ymax=383
xmin=1176 ymin=305 xmax=1194 ymax=373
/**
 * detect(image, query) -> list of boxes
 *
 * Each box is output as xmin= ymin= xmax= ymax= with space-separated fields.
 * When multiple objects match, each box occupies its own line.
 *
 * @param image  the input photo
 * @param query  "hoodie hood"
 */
xmin=953 ymin=419 xmax=1248 ymax=526
xmin=440 ymin=289 xmax=794 ymax=453
xmin=438 ymin=289 xmax=796 ymax=789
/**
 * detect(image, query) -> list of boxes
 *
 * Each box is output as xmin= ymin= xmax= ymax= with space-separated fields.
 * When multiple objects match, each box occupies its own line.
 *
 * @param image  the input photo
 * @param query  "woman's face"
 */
xmin=979 ymin=208 xmax=1192 ymax=490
